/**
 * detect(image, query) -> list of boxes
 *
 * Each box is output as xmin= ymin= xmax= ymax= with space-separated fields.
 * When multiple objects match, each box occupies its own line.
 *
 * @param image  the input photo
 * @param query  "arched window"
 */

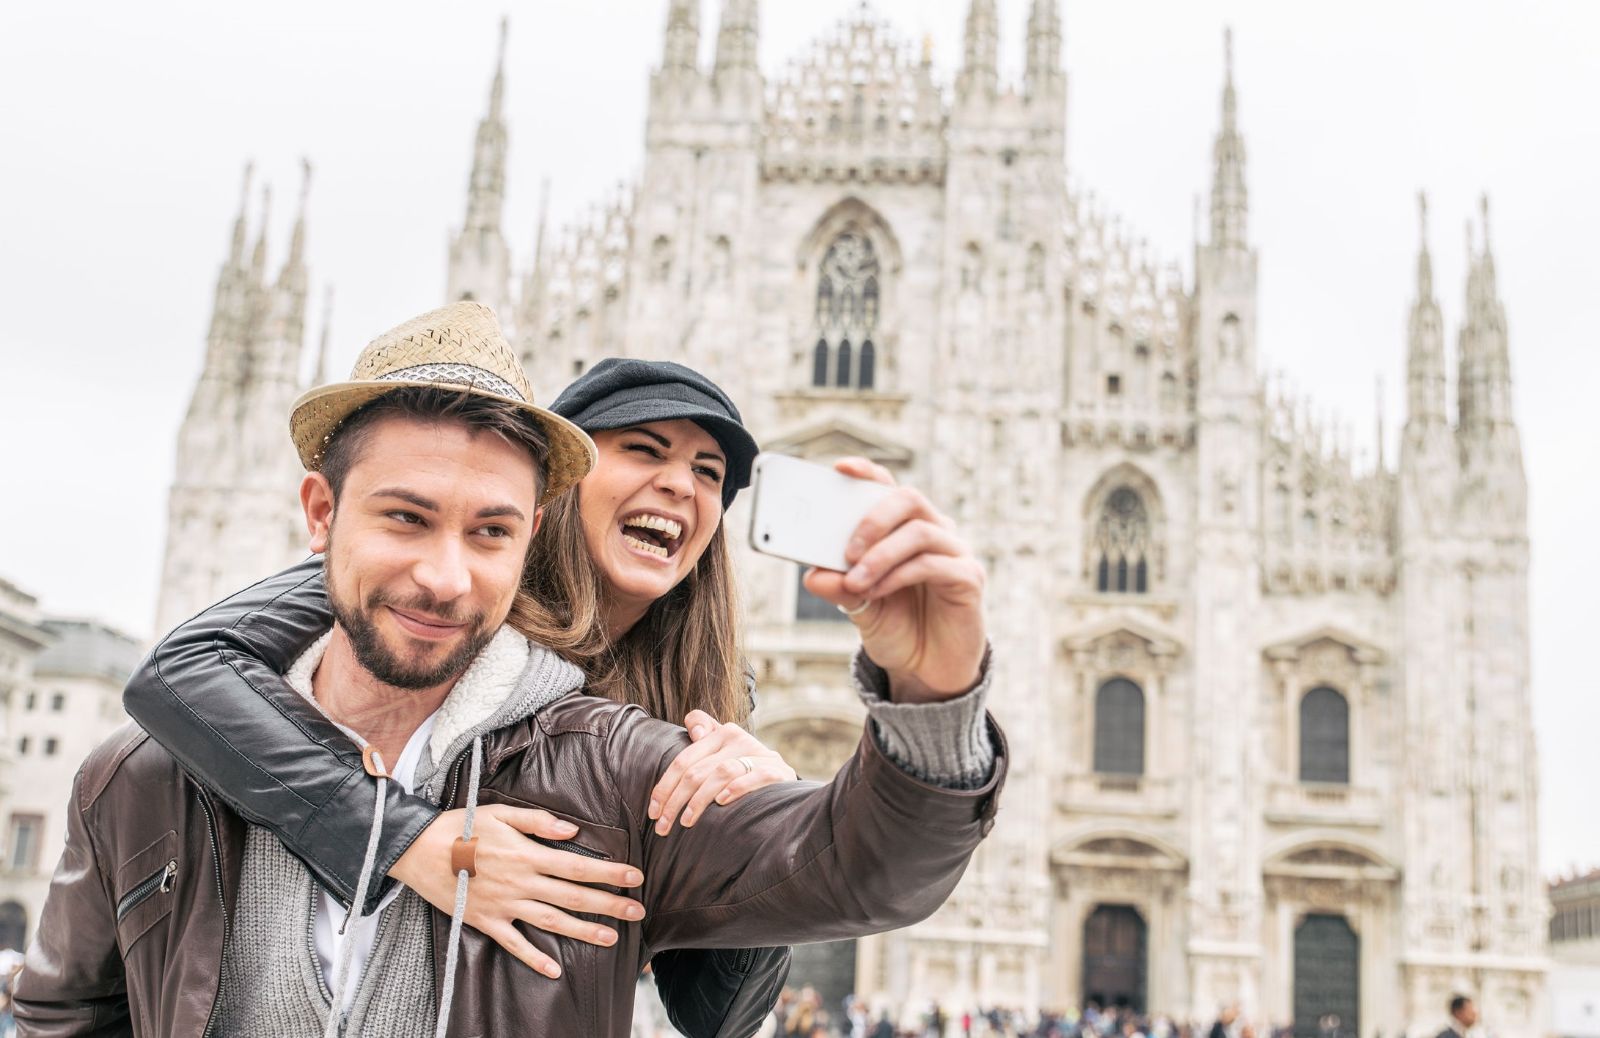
xmin=1219 ymin=312 xmax=1242 ymax=358
xmin=1093 ymin=679 xmax=1145 ymax=776
xmin=709 ymin=235 xmax=732 ymax=286
xmin=1300 ymin=686 xmax=1350 ymax=784
xmin=859 ymin=340 xmax=876 ymax=389
xmin=1094 ymin=489 xmax=1152 ymax=594
xmin=650 ymin=236 xmax=673 ymax=284
xmin=813 ymin=230 xmax=881 ymax=389
xmin=1159 ymin=373 xmax=1178 ymax=412
xmin=1025 ymin=243 xmax=1045 ymax=293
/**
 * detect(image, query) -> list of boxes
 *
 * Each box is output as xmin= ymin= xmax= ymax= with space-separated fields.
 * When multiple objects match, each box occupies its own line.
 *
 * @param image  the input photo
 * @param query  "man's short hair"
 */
xmin=319 ymin=386 xmax=552 ymax=500
xmin=1450 ymin=995 xmax=1473 ymax=1016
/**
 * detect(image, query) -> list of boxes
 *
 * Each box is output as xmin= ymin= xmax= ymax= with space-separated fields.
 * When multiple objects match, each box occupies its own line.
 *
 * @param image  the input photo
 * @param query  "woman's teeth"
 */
xmin=623 ymin=532 xmax=670 ymax=558
xmin=624 ymin=514 xmax=683 ymax=540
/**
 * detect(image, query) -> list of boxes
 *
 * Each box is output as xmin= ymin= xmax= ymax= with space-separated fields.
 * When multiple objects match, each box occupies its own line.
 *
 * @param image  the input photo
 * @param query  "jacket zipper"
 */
xmin=197 ymin=791 xmax=228 ymax=1038
xmin=312 ymin=884 xmax=406 ymax=1032
xmin=115 ymin=859 xmax=177 ymax=921
xmin=307 ymin=887 xmax=334 ymax=1006
xmin=532 ymin=835 xmax=607 ymax=860
xmin=733 ymin=947 xmax=754 ymax=973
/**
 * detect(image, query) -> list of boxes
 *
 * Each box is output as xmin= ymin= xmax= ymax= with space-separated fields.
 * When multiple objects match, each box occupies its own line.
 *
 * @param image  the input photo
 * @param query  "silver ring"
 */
xmin=837 ymin=600 xmax=871 ymax=618
xmin=737 ymin=756 xmax=755 ymax=775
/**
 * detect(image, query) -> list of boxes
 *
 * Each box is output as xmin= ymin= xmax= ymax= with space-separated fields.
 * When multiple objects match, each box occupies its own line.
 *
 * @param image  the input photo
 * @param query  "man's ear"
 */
xmin=301 ymin=472 xmax=335 ymax=554
xmin=530 ymin=505 xmax=544 ymax=538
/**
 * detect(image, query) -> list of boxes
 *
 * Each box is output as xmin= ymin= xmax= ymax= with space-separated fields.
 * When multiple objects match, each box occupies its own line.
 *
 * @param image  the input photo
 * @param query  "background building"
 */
xmin=0 ymin=617 xmax=141 ymax=952
xmin=155 ymin=3 xmax=1545 ymax=1034
xmin=0 ymin=598 xmax=141 ymax=952
xmin=1550 ymin=872 xmax=1600 ymax=1038
xmin=0 ymin=579 xmax=52 ymax=951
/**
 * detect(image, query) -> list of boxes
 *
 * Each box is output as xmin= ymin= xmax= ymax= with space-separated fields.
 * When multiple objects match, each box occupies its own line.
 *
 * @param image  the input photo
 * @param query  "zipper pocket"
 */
xmin=198 ymin=791 xmax=228 ymax=1038
xmin=116 ymin=859 xmax=177 ymax=921
xmin=733 ymin=946 xmax=755 ymax=973
xmin=531 ymin=836 xmax=608 ymax=860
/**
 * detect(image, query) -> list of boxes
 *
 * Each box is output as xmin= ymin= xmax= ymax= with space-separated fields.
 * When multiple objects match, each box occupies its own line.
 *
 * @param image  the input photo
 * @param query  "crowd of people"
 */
xmin=632 ymin=988 xmax=1304 ymax=1038
xmin=614 ymin=989 xmax=1339 ymax=1038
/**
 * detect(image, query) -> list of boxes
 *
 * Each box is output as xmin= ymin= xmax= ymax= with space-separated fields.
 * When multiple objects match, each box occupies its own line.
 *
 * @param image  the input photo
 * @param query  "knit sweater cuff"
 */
xmin=854 ymin=645 xmax=996 ymax=790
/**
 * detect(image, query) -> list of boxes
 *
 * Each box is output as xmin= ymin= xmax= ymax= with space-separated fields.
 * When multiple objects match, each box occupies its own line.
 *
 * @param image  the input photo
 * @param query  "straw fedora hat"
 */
xmin=289 ymin=301 xmax=596 ymax=503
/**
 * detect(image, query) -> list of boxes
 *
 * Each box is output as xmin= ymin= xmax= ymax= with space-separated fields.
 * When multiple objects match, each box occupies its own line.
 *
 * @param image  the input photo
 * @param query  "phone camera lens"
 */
xmin=762 ymin=532 xmax=771 ymax=543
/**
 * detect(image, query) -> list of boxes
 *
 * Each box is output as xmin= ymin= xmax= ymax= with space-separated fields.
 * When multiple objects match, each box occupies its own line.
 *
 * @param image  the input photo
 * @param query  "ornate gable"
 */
xmin=1262 ymin=624 xmax=1384 ymax=666
xmin=763 ymin=417 xmax=913 ymax=467
xmin=1061 ymin=614 xmax=1183 ymax=658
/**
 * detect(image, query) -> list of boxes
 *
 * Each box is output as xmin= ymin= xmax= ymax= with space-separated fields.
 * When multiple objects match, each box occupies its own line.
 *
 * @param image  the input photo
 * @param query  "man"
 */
xmin=15 ymin=302 xmax=1004 ymax=1037
xmin=1438 ymin=995 xmax=1478 ymax=1038
xmin=1210 ymin=1004 xmax=1241 ymax=1038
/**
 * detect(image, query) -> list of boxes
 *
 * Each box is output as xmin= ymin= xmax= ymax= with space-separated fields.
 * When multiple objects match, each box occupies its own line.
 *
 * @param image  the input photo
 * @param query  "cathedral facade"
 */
xmin=156 ymin=3 xmax=1545 ymax=1034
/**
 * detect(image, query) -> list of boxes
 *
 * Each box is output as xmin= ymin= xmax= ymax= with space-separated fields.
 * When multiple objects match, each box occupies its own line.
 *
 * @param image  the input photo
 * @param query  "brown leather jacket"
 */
xmin=15 ymin=691 xmax=1005 ymax=1037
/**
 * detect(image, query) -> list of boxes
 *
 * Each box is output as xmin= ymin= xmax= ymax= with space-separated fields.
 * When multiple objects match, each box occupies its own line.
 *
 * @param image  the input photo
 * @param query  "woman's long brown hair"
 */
xmin=506 ymin=484 xmax=749 ymax=725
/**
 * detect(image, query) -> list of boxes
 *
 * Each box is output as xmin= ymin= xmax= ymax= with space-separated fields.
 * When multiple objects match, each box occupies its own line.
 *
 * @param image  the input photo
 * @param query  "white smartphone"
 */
xmin=748 ymin=453 xmax=895 ymax=572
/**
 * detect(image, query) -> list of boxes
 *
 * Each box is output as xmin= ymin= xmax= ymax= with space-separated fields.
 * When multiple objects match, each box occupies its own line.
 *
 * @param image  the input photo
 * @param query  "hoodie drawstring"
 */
xmin=434 ymin=733 xmax=484 ymax=1038
xmin=322 ymin=745 xmax=391 ymax=1038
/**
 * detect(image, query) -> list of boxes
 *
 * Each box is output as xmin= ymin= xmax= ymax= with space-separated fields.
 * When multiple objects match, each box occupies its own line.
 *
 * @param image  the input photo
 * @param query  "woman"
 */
xmin=125 ymin=358 xmax=800 ymax=1037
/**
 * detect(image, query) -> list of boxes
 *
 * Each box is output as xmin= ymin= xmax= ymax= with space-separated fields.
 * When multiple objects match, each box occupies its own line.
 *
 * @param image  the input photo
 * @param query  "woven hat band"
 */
xmin=376 ymin=362 xmax=525 ymax=402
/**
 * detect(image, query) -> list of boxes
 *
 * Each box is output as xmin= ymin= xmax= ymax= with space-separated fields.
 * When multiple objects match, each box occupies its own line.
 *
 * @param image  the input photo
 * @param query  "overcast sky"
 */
xmin=2 ymin=0 xmax=1595 ymax=873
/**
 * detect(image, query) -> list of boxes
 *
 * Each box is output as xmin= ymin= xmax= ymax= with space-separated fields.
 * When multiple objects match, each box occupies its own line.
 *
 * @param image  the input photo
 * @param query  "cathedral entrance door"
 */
xmin=1292 ymin=913 xmax=1359 ymax=1038
xmin=788 ymin=938 xmax=858 ymax=1015
xmin=1081 ymin=904 xmax=1147 ymax=1012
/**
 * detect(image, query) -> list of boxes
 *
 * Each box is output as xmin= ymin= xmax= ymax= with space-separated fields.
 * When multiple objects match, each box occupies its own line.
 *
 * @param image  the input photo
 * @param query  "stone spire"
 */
xmin=1457 ymin=194 xmax=1515 ymax=437
xmin=313 ymin=285 xmax=334 ymax=386
xmin=228 ymin=162 xmax=253 ymax=268
xmin=283 ymin=159 xmax=310 ymax=280
xmin=1209 ymin=29 xmax=1249 ymax=253
xmin=156 ymin=167 xmax=310 ymax=636
xmin=713 ymin=0 xmax=760 ymax=99
xmin=1025 ymin=0 xmax=1064 ymax=101
xmin=516 ymin=176 xmax=552 ymax=365
xmin=464 ymin=17 xmax=509 ymax=236
xmin=250 ymin=184 xmax=271 ymax=282
xmin=663 ymin=0 xmax=700 ymax=75
xmin=532 ymin=176 xmax=551 ymax=277
xmin=1405 ymin=191 xmax=1447 ymax=431
xmin=957 ymin=0 xmax=999 ymax=101
xmin=274 ymin=159 xmax=311 ymax=334
xmin=447 ymin=18 xmax=513 ymax=317
xmin=209 ymin=163 xmax=254 ymax=353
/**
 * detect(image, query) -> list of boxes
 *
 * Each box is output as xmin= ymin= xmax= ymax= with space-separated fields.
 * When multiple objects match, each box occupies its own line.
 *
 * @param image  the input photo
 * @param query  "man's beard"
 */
xmin=326 ymin=561 xmax=493 ymax=691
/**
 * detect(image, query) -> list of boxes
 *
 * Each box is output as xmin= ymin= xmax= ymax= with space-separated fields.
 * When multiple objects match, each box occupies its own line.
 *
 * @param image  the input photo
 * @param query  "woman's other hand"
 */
xmin=647 ymin=709 xmax=797 ymax=836
xmin=389 ymin=806 xmax=646 ymax=978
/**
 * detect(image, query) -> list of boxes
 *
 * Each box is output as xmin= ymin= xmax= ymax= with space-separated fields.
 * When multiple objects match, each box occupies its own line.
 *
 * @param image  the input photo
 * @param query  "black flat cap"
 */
xmin=550 ymin=358 xmax=758 ymax=508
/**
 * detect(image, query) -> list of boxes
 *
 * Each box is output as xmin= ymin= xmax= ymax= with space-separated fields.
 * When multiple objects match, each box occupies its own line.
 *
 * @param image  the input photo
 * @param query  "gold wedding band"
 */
xmin=837 ymin=600 xmax=871 ymax=618
xmin=737 ymin=756 xmax=755 ymax=775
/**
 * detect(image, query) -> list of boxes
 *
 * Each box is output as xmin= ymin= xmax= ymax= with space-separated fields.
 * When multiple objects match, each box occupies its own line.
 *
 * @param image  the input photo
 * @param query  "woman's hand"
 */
xmin=389 ymin=806 xmax=646 ymax=979
xmin=802 ymin=457 xmax=987 ymax=702
xmin=647 ymin=710 xmax=798 ymax=836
